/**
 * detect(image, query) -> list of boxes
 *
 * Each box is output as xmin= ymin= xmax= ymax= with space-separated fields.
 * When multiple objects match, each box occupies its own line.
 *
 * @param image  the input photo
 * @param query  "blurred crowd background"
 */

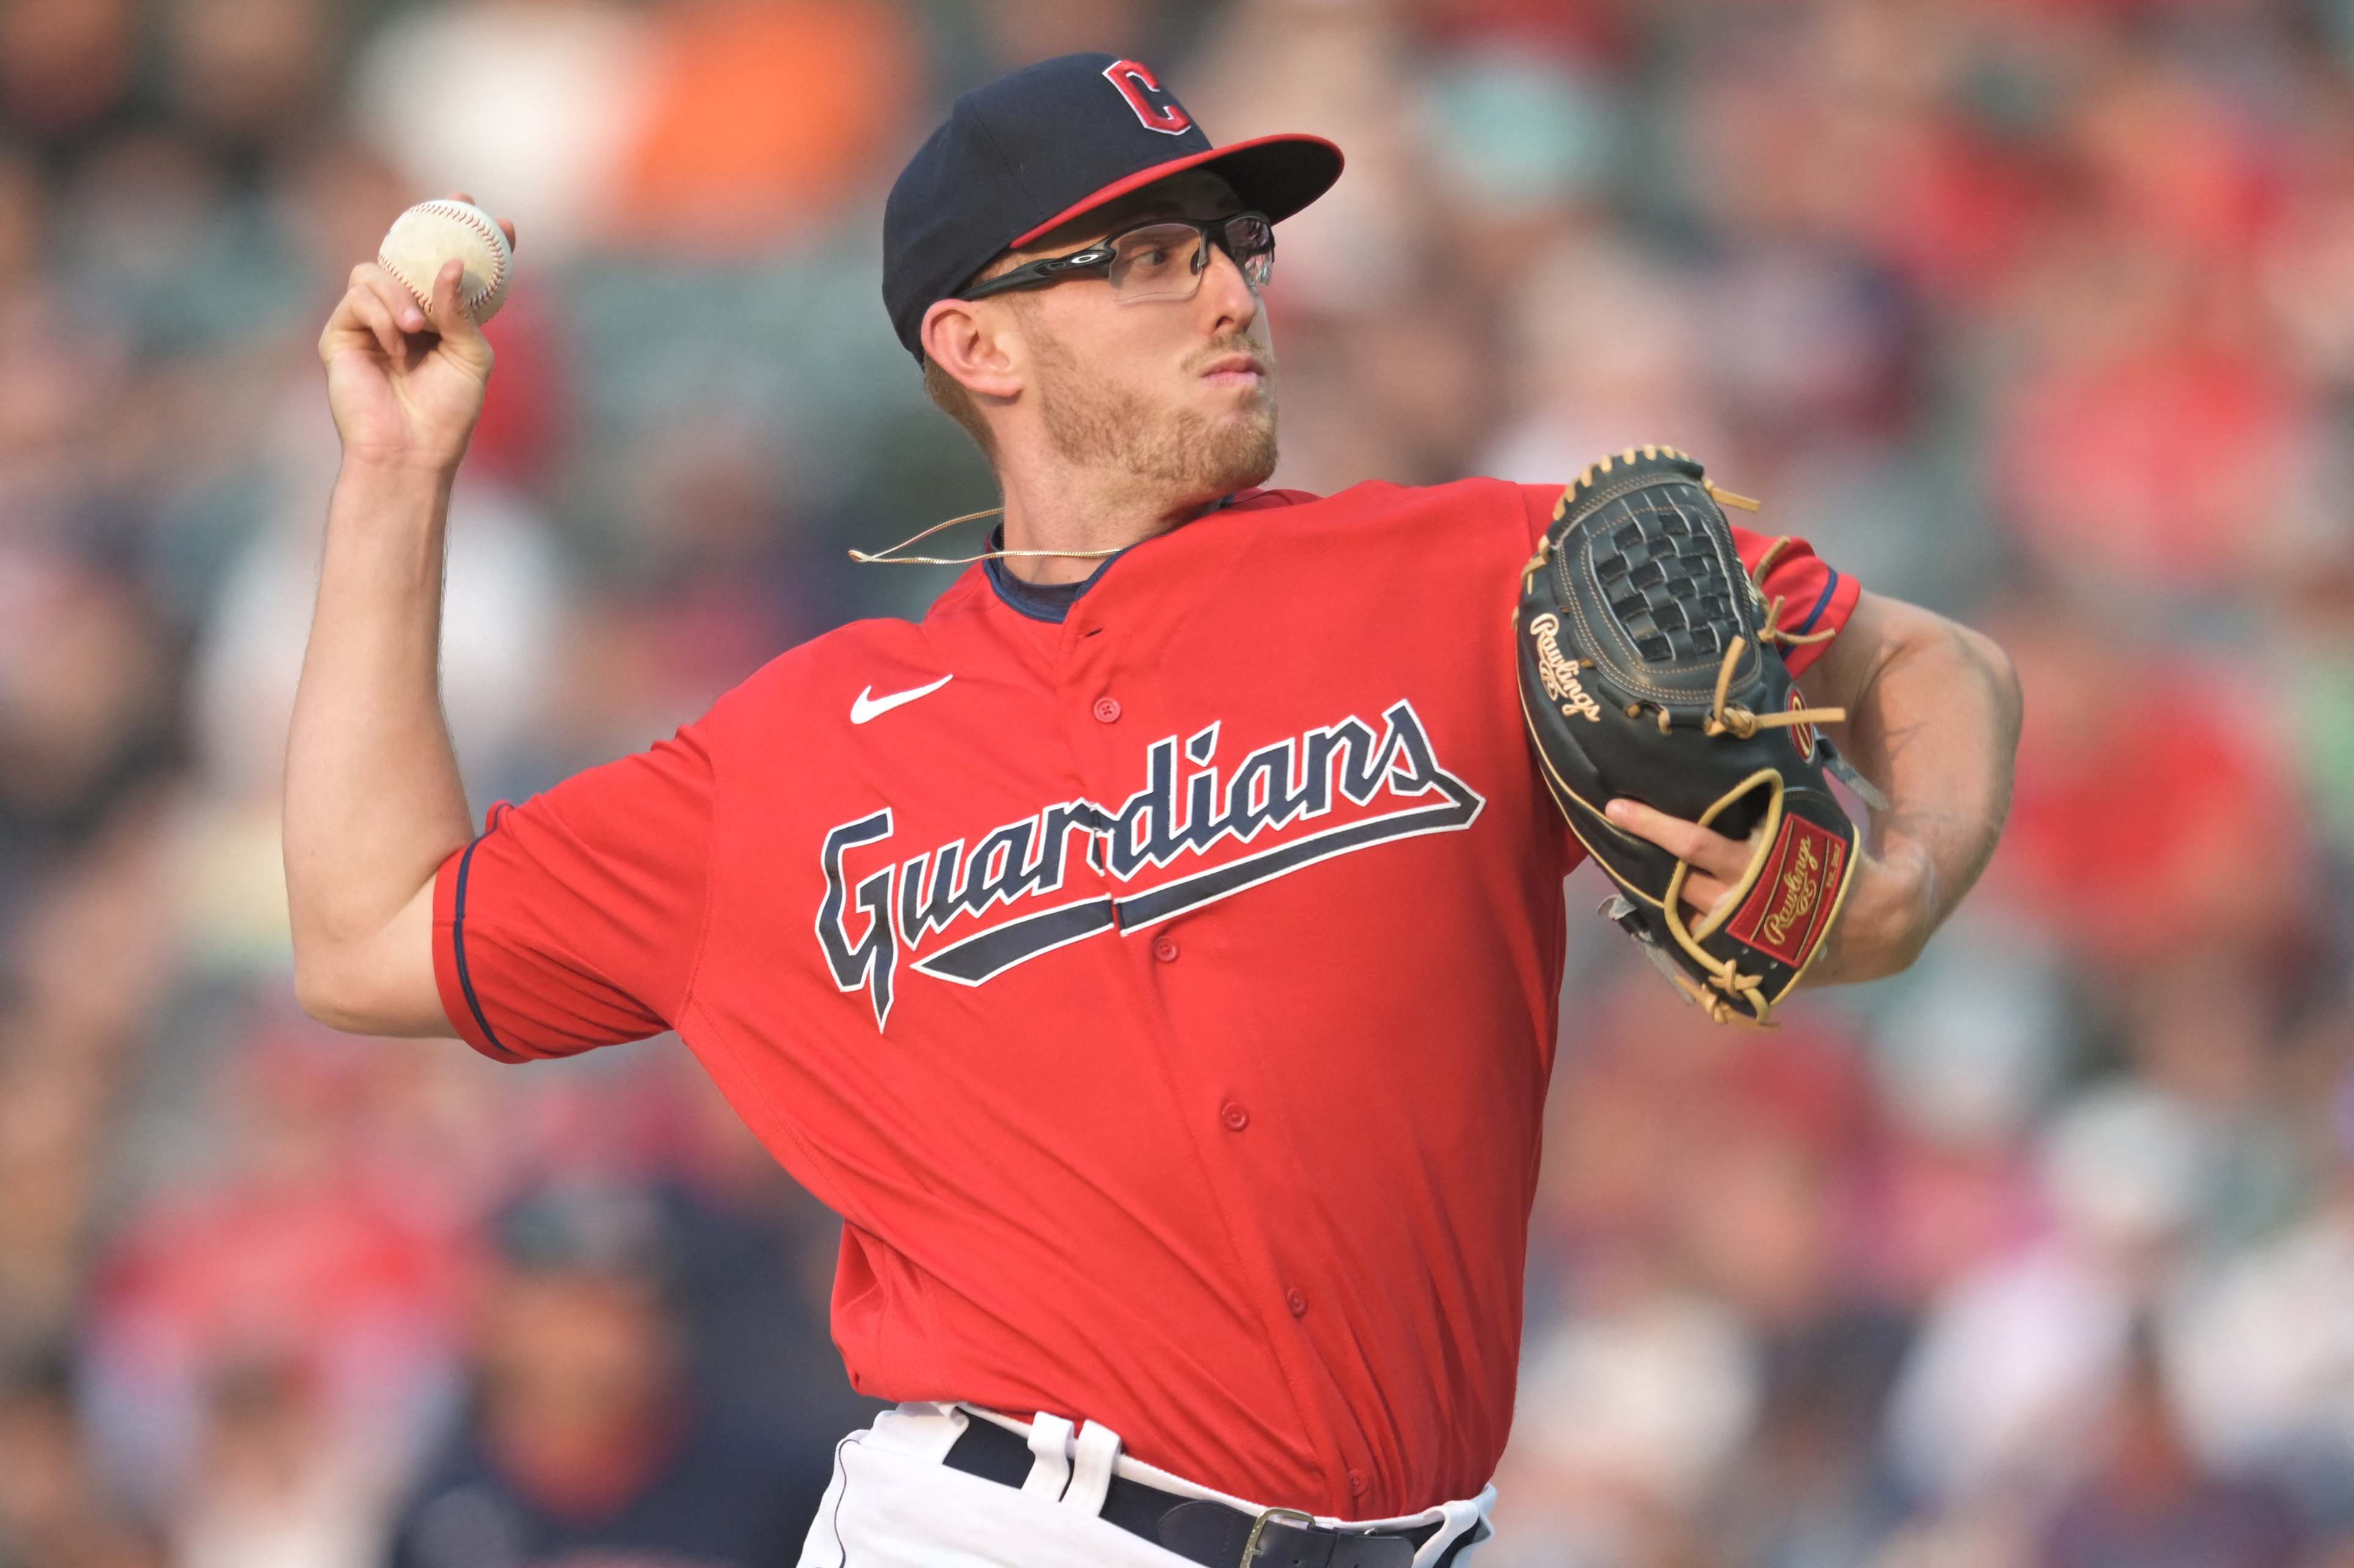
xmin=0 ymin=0 xmax=2351 ymax=1565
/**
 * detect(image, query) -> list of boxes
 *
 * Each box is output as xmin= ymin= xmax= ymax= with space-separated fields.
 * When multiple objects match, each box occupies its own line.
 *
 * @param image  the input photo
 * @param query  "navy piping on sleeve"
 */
xmin=1792 ymin=568 xmax=1842 ymax=637
xmin=450 ymin=833 xmax=516 ymax=1060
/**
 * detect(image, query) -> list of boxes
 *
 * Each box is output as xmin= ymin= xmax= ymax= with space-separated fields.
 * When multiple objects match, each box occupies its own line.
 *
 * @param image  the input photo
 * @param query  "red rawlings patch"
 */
xmin=1726 ymin=814 xmax=1847 ymax=968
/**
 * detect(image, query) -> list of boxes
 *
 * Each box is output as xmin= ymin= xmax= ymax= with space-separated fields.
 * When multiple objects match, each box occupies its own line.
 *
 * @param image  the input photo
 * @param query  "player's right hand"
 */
xmin=318 ymin=196 xmax=516 ymax=474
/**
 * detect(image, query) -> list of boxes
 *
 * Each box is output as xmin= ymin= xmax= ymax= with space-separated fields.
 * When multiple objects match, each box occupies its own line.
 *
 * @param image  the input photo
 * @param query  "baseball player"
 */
xmin=290 ymin=54 xmax=2020 ymax=1568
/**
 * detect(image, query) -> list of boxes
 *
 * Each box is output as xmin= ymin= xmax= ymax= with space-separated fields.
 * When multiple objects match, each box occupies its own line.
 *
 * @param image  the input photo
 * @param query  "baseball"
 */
xmin=377 ymin=198 xmax=512 ymax=325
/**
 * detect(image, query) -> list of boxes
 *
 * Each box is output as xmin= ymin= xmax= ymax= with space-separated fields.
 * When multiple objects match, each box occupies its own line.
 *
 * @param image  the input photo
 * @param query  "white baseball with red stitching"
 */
xmin=377 ymin=198 xmax=512 ymax=324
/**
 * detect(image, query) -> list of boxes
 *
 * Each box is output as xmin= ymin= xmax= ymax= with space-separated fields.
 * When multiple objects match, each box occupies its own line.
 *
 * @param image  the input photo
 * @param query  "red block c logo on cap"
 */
xmin=1103 ymin=59 xmax=1194 ymax=135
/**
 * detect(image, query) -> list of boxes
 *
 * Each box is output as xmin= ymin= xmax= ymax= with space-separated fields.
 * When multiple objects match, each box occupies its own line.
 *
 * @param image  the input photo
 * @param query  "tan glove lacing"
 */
xmin=1699 ymin=536 xmax=1847 ymax=740
xmin=1660 ymin=768 xmax=1790 ymax=1028
xmin=1702 ymin=635 xmax=1848 ymax=740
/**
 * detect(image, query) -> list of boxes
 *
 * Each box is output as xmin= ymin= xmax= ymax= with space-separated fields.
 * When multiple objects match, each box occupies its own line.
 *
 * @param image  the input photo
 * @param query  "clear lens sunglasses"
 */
xmin=958 ymin=211 xmax=1275 ymax=305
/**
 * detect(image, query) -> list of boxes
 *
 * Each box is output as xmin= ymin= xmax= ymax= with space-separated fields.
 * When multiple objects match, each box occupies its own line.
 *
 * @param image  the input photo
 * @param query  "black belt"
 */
xmin=942 ymin=1415 xmax=1480 ymax=1568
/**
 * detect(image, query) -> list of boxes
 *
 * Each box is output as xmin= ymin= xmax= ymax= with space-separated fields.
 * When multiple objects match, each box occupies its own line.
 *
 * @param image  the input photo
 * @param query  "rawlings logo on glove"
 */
xmin=1527 ymin=614 xmax=1604 ymax=723
xmin=1514 ymin=446 xmax=1868 ymax=1025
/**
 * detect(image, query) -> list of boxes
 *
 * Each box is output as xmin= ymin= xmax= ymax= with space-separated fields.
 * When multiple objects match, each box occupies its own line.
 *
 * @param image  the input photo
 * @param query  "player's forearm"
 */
xmin=284 ymin=457 xmax=474 ymax=1032
xmin=1803 ymin=596 xmax=2021 ymax=984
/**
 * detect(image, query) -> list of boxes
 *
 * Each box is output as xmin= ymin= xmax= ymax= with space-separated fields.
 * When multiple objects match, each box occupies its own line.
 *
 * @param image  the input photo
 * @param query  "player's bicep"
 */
xmin=1797 ymin=590 xmax=2006 ymax=737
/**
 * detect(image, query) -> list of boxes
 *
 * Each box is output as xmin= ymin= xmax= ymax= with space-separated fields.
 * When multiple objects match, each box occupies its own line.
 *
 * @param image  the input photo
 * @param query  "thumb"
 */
xmin=423 ymin=258 xmax=493 ymax=371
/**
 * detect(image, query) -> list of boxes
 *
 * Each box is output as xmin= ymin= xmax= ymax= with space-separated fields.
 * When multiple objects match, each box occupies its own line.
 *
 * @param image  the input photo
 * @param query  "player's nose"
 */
xmin=1199 ymin=241 xmax=1261 ymax=337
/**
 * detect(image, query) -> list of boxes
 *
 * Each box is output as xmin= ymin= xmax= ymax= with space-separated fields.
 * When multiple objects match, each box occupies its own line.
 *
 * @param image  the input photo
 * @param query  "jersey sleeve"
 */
xmin=432 ymin=726 xmax=714 ymax=1062
xmin=1513 ymin=483 xmax=1861 ymax=679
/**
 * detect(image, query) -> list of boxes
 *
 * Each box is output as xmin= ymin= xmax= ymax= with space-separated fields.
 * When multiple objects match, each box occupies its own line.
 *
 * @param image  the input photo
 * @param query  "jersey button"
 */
xmin=1152 ymin=936 xmax=1179 ymax=964
xmin=1348 ymin=1470 xmax=1369 ymax=1498
xmin=1286 ymin=1288 xmax=1308 ymax=1318
xmin=1220 ymin=1100 xmax=1249 ymax=1131
xmin=1092 ymin=696 xmax=1122 ymax=723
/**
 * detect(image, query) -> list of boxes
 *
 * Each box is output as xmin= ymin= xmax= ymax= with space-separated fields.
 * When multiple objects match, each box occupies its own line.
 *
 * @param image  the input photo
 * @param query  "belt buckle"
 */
xmin=1240 ymin=1506 xmax=1316 ymax=1567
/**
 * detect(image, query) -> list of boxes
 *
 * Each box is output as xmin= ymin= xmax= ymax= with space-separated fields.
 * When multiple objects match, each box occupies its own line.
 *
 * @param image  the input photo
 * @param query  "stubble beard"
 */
xmin=1030 ymin=329 xmax=1279 ymax=497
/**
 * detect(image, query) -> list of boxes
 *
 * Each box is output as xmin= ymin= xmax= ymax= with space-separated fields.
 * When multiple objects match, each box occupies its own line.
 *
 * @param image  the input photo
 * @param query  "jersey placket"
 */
xmin=1053 ymin=581 xmax=1370 ymax=1505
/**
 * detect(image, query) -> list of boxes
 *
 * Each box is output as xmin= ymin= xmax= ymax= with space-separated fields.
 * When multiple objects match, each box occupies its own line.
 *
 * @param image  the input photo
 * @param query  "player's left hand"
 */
xmin=1605 ymin=794 xmax=1939 ymax=986
xmin=1602 ymin=797 xmax=1754 ymax=921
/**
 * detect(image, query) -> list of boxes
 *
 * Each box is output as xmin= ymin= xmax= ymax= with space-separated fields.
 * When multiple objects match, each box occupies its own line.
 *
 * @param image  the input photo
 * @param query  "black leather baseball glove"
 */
xmin=1515 ymin=447 xmax=1870 ymax=1025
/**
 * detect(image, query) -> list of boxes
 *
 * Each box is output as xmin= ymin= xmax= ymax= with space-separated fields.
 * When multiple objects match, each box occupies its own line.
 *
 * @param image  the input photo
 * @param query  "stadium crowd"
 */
xmin=0 ymin=0 xmax=2352 ymax=1565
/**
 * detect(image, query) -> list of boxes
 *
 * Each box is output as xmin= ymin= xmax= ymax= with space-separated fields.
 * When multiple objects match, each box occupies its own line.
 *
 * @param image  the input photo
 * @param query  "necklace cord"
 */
xmin=847 ymin=507 xmax=1126 ymax=568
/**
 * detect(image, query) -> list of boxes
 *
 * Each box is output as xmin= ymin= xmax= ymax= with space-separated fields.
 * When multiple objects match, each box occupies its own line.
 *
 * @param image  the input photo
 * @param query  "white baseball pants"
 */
xmin=795 ymin=1402 xmax=1494 ymax=1568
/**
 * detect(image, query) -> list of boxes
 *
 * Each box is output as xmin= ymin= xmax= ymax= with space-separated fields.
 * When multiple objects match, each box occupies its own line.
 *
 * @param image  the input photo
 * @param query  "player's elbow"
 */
xmin=288 ymin=873 xmax=450 ymax=1035
xmin=1833 ymin=923 xmax=1935 ymax=986
xmin=291 ymin=926 xmax=452 ymax=1039
xmin=1954 ymin=620 xmax=2022 ymax=734
xmin=292 ymin=946 xmax=387 ymax=1033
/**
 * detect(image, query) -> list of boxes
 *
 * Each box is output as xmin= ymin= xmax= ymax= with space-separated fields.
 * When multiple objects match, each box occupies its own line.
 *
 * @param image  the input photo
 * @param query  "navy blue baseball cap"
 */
xmin=884 ymin=53 xmax=1343 ymax=361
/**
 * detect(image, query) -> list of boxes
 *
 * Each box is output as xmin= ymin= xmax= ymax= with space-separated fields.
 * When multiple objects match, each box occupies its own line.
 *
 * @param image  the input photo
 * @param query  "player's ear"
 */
xmin=922 ymin=297 xmax=1023 ymax=402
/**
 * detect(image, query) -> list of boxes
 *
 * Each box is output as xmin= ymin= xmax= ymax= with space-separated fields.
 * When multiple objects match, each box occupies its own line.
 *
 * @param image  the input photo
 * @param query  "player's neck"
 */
xmin=993 ymin=456 xmax=1226 ymax=586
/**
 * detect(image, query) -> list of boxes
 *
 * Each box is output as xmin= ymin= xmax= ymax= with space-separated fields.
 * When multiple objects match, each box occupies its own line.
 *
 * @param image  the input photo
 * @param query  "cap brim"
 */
xmin=1008 ymin=132 xmax=1344 ymax=249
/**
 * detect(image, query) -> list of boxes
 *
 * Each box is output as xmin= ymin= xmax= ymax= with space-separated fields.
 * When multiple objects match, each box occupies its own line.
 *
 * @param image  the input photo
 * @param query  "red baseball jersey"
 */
xmin=433 ymin=478 xmax=1858 ymax=1518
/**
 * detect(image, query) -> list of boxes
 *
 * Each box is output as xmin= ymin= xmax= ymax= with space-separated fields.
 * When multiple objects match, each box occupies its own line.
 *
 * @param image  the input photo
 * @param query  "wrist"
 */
xmin=332 ymin=454 xmax=463 ymax=524
xmin=326 ymin=455 xmax=460 ymax=566
xmin=336 ymin=448 xmax=464 ymax=488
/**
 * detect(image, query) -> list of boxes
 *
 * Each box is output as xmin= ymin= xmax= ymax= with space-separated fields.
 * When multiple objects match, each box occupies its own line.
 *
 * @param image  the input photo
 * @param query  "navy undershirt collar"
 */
xmin=982 ymin=529 xmax=1120 ymax=623
xmin=981 ymin=496 xmax=1237 ymax=624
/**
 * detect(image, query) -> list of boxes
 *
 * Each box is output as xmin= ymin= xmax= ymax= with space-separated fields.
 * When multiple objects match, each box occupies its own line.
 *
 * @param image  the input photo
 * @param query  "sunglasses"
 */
xmin=959 ymin=211 xmax=1276 ymax=306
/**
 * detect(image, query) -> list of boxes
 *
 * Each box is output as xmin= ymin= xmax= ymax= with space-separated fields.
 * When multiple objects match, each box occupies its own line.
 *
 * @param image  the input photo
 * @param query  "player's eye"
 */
xmin=1109 ymin=226 xmax=1204 ymax=297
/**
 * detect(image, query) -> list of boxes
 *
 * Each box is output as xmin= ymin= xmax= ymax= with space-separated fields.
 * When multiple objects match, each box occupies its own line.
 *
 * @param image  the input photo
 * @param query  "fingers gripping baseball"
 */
xmin=321 ymin=267 xmax=493 ymax=469
xmin=1604 ymin=798 xmax=1757 ymax=919
xmin=318 ymin=195 xmax=513 ymax=472
xmin=424 ymin=257 xmax=491 ymax=352
xmin=330 ymin=264 xmax=413 ymax=361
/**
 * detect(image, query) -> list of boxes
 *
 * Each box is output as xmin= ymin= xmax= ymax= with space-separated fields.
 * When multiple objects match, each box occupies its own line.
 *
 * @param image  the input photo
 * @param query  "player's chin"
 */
xmin=1201 ymin=381 xmax=1275 ymax=431
xmin=1202 ymin=411 xmax=1278 ymax=491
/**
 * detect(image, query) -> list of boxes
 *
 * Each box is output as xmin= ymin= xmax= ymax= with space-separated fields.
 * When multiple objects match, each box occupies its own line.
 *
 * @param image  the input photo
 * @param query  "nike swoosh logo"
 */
xmin=851 ymin=674 xmax=953 ymax=724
